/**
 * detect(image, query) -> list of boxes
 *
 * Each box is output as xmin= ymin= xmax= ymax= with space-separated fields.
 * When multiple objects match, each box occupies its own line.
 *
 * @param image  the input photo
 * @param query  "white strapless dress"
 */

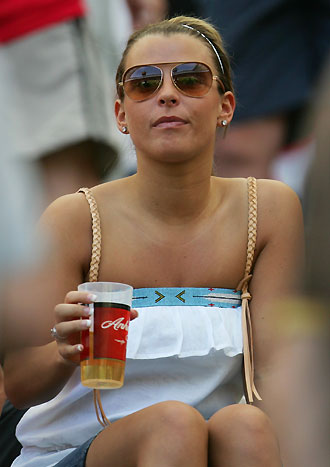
xmin=13 ymin=287 xmax=244 ymax=467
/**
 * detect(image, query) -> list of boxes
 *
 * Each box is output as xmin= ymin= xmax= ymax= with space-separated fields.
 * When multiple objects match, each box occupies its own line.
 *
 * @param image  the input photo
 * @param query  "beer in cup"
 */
xmin=78 ymin=282 xmax=133 ymax=389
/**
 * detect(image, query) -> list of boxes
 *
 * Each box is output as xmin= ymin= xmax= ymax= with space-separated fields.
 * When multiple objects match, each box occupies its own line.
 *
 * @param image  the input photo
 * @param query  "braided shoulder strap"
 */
xmin=244 ymin=176 xmax=257 ymax=281
xmin=78 ymin=188 xmax=102 ymax=282
xmin=78 ymin=188 xmax=111 ymax=427
xmin=236 ymin=177 xmax=262 ymax=403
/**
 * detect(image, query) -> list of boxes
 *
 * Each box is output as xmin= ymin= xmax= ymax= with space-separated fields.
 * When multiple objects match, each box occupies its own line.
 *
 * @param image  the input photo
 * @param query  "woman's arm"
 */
xmin=3 ymin=193 xmax=92 ymax=409
xmin=4 ymin=343 xmax=76 ymax=409
xmin=248 ymin=179 xmax=304 ymax=403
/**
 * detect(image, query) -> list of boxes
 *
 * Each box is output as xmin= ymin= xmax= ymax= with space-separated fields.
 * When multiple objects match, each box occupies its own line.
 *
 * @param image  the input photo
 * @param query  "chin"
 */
xmin=157 ymin=150 xmax=195 ymax=164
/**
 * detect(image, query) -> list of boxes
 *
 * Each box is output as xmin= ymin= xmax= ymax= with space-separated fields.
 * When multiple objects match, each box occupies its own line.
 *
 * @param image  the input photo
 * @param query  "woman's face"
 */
xmin=115 ymin=33 xmax=234 ymax=164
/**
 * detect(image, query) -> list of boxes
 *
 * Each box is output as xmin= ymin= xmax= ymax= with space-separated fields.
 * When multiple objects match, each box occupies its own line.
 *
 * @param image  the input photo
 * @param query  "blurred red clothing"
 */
xmin=0 ymin=0 xmax=86 ymax=43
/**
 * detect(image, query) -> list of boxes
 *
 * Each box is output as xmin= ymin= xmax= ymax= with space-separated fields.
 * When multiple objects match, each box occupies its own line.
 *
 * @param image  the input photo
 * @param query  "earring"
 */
xmin=122 ymin=126 xmax=128 ymax=134
xmin=221 ymin=120 xmax=228 ymax=127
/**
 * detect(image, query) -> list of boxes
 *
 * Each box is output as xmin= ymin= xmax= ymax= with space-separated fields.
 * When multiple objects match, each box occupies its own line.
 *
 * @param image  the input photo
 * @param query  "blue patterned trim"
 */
xmin=132 ymin=287 xmax=241 ymax=308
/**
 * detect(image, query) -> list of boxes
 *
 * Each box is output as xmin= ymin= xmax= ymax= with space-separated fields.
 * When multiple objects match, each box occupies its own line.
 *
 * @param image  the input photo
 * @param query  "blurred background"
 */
xmin=0 ymin=1 xmax=329 ymax=466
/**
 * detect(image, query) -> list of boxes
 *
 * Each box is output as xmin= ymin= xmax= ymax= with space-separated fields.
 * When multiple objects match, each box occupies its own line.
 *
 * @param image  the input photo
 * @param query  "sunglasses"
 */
xmin=118 ymin=61 xmax=225 ymax=101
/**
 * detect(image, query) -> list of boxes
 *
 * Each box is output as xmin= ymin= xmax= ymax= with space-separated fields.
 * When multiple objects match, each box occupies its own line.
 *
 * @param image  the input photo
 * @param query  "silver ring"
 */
xmin=50 ymin=326 xmax=66 ymax=341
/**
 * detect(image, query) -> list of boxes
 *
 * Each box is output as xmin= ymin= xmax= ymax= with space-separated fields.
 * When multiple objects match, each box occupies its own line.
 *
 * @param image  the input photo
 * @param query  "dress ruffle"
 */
xmin=127 ymin=305 xmax=243 ymax=359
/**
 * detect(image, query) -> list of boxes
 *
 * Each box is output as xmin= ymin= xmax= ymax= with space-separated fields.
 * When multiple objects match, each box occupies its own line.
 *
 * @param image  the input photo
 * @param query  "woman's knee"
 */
xmin=137 ymin=401 xmax=208 ymax=464
xmin=86 ymin=401 xmax=207 ymax=467
xmin=209 ymin=403 xmax=274 ymax=435
xmin=148 ymin=400 xmax=207 ymax=441
xmin=208 ymin=404 xmax=280 ymax=460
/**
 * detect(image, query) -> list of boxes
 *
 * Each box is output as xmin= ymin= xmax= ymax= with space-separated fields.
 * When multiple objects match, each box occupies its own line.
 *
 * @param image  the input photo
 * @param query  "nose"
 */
xmin=157 ymin=70 xmax=180 ymax=106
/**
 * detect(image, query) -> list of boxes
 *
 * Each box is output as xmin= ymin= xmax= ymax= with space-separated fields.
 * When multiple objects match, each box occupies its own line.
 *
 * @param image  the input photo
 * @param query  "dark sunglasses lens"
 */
xmin=172 ymin=63 xmax=212 ymax=96
xmin=124 ymin=66 xmax=161 ymax=100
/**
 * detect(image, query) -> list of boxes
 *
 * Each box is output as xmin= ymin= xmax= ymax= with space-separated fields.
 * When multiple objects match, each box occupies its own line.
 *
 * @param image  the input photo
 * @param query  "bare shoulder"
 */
xmin=39 ymin=192 xmax=93 ymax=267
xmin=40 ymin=191 xmax=91 ymax=232
xmin=256 ymin=179 xmax=304 ymax=243
xmin=257 ymin=178 xmax=302 ymax=217
xmin=41 ymin=177 xmax=133 ymax=231
xmin=39 ymin=178 xmax=131 ymax=248
xmin=213 ymin=176 xmax=302 ymax=219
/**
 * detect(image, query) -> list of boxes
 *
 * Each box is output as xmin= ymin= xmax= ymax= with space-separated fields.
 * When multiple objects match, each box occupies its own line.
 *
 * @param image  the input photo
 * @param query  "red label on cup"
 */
xmin=81 ymin=303 xmax=130 ymax=362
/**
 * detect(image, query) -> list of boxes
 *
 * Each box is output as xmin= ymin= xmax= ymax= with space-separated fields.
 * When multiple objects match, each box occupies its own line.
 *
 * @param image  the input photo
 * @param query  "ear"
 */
xmin=115 ymin=99 xmax=127 ymax=132
xmin=217 ymin=91 xmax=236 ymax=126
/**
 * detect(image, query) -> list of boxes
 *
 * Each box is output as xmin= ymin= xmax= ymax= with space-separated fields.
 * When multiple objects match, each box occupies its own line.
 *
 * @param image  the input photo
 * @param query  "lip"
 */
xmin=152 ymin=116 xmax=188 ymax=128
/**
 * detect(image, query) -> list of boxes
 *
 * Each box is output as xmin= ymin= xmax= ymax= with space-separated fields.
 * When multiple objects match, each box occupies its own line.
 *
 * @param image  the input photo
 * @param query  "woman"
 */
xmin=4 ymin=16 xmax=303 ymax=467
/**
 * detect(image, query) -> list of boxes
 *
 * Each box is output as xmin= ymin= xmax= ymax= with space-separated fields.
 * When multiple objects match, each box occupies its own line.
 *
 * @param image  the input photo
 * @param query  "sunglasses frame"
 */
xmin=118 ymin=61 xmax=225 ymax=101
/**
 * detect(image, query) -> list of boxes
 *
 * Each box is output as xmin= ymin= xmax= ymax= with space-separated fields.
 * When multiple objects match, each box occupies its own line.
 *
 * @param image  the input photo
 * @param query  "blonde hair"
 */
xmin=116 ymin=16 xmax=233 ymax=100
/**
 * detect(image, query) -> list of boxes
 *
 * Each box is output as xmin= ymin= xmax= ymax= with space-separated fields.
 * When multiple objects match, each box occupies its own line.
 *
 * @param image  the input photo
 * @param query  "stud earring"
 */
xmin=122 ymin=126 xmax=128 ymax=134
xmin=221 ymin=120 xmax=228 ymax=127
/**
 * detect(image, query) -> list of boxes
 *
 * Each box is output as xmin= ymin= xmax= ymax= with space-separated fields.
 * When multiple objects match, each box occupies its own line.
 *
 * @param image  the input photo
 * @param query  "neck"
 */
xmin=130 ymin=155 xmax=218 ymax=224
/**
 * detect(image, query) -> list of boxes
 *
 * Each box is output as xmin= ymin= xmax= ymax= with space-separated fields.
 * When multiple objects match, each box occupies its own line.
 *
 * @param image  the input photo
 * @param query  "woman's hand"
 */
xmin=53 ymin=291 xmax=138 ymax=365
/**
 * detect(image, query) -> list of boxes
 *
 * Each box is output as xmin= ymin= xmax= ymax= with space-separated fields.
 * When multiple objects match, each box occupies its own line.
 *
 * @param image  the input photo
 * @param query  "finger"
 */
xmin=54 ymin=319 xmax=91 ymax=341
xmin=54 ymin=303 xmax=92 ymax=322
xmin=130 ymin=309 xmax=138 ymax=320
xmin=58 ymin=343 xmax=84 ymax=364
xmin=64 ymin=291 xmax=97 ymax=305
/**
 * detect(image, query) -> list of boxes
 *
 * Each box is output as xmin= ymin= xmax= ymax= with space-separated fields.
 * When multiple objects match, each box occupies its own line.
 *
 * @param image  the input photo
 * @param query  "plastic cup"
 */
xmin=78 ymin=282 xmax=133 ymax=389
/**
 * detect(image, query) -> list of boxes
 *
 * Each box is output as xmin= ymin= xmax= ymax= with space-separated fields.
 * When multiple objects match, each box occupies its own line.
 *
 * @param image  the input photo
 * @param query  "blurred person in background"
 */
xmin=126 ymin=0 xmax=167 ymax=30
xmin=263 ymin=58 xmax=330 ymax=467
xmin=167 ymin=0 xmax=203 ymax=17
xmin=0 ymin=158 xmax=48 ymax=465
xmin=0 ymin=0 xmax=120 ymax=207
xmin=200 ymin=0 xmax=330 ymax=195
xmin=125 ymin=0 xmax=202 ymax=31
xmin=0 ymin=0 xmax=116 ymax=424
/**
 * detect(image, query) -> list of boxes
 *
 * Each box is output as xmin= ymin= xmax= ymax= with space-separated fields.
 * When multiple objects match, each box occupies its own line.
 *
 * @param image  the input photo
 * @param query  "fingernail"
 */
xmin=77 ymin=344 xmax=83 ymax=352
xmin=82 ymin=319 xmax=91 ymax=328
xmin=83 ymin=306 xmax=91 ymax=316
xmin=87 ymin=294 xmax=97 ymax=302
